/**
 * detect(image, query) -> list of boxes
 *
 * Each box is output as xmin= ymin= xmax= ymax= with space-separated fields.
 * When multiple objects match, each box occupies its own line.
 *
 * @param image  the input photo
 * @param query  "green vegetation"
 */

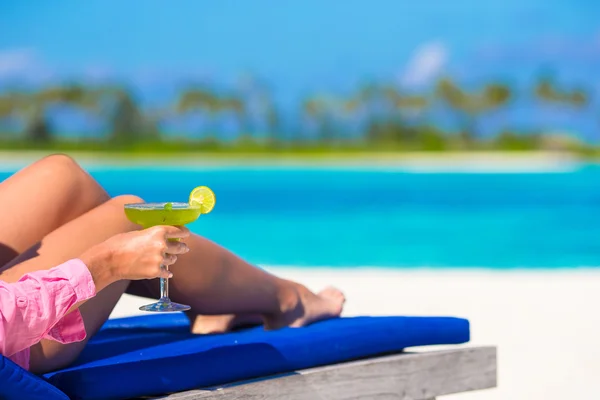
xmin=0 ymin=74 xmax=597 ymax=157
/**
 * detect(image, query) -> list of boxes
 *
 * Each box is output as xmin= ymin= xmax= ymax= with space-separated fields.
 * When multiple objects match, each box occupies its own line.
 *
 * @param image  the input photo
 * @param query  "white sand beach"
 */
xmin=110 ymin=268 xmax=600 ymax=400
xmin=0 ymin=150 xmax=585 ymax=174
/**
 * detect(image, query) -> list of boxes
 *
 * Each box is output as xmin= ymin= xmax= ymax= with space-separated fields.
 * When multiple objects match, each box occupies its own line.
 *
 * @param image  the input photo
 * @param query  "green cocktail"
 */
xmin=124 ymin=202 xmax=201 ymax=312
xmin=125 ymin=202 xmax=202 ymax=228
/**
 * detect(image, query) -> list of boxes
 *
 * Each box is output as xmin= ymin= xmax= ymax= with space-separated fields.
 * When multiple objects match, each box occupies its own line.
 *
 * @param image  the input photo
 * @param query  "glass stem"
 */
xmin=160 ymin=265 xmax=169 ymax=301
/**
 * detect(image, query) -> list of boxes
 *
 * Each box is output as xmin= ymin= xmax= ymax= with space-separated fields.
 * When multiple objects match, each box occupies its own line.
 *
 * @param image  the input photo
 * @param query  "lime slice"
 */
xmin=189 ymin=186 xmax=216 ymax=214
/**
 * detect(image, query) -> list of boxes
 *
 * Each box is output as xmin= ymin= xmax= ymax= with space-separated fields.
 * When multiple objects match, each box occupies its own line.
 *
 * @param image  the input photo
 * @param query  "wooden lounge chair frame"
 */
xmin=157 ymin=346 xmax=497 ymax=399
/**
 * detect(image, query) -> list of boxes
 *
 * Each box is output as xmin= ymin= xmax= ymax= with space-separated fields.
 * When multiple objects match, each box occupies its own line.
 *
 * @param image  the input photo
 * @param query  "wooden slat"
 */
xmin=156 ymin=346 xmax=496 ymax=400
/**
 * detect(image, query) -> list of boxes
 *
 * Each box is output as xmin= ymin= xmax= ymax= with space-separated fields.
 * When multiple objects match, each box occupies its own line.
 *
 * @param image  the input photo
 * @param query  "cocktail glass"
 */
xmin=124 ymin=202 xmax=201 ymax=312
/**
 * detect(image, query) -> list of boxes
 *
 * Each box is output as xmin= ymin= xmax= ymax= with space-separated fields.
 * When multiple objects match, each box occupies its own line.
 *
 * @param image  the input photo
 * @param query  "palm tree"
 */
xmin=236 ymin=76 xmax=282 ymax=145
xmin=301 ymin=96 xmax=340 ymax=144
xmin=1 ymin=83 xmax=160 ymax=145
xmin=176 ymin=88 xmax=220 ymax=114
xmin=435 ymin=77 xmax=512 ymax=145
xmin=175 ymin=88 xmax=222 ymax=141
xmin=107 ymin=88 xmax=157 ymax=144
xmin=570 ymin=88 xmax=588 ymax=107
xmin=380 ymin=84 xmax=430 ymax=121
xmin=44 ymin=84 xmax=156 ymax=144
xmin=264 ymin=100 xmax=280 ymax=146
xmin=175 ymin=88 xmax=247 ymax=141
xmin=435 ymin=78 xmax=467 ymax=110
xmin=534 ymin=77 xmax=588 ymax=107
xmin=0 ymin=92 xmax=52 ymax=142
xmin=346 ymin=83 xmax=430 ymax=146
xmin=534 ymin=77 xmax=555 ymax=102
xmin=0 ymin=85 xmax=99 ymax=142
xmin=483 ymin=83 xmax=512 ymax=108
xmin=219 ymin=96 xmax=247 ymax=135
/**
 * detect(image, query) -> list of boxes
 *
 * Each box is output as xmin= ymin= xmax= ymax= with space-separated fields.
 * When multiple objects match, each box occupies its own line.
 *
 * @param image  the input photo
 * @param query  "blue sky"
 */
xmin=0 ymin=0 xmax=599 ymax=138
xmin=1 ymin=0 xmax=599 ymax=92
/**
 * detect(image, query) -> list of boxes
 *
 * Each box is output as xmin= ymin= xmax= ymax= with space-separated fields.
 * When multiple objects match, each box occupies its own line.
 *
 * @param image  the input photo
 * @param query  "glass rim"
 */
xmin=124 ymin=202 xmax=200 ymax=210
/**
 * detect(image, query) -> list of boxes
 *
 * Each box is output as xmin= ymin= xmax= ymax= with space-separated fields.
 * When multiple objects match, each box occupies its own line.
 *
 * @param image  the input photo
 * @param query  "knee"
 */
xmin=37 ymin=154 xmax=90 ymax=190
xmin=39 ymin=153 xmax=83 ymax=176
xmin=37 ymin=153 xmax=108 ymax=203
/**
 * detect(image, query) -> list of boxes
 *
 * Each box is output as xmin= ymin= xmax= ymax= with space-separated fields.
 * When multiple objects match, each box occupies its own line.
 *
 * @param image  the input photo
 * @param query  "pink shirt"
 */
xmin=0 ymin=259 xmax=96 ymax=370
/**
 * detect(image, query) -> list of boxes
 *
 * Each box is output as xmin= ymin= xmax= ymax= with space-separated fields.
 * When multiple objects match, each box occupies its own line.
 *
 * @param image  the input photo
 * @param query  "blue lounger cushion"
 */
xmin=0 ymin=356 xmax=69 ymax=400
xmin=1 ymin=315 xmax=470 ymax=400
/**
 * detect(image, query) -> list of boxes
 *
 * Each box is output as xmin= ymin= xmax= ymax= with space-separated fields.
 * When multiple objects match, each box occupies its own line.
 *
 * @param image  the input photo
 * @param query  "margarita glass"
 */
xmin=124 ymin=202 xmax=201 ymax=312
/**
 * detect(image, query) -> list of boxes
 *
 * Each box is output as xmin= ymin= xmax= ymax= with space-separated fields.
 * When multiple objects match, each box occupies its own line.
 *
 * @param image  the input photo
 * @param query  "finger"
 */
xmin=165 ymin=240 xmax=190 ymax=255
xmin=163 ymin=225 xmax=191 ymax=240
xmin=163 ymin=253 xmax=178 ymax=266
xmin=156 ymin=265 xmax=173 ymax=279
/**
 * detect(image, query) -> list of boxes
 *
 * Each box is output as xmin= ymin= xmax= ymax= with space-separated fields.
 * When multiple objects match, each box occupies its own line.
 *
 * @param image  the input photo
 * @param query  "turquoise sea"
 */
xmin=2 ymin=165 xmax=600 ymax=269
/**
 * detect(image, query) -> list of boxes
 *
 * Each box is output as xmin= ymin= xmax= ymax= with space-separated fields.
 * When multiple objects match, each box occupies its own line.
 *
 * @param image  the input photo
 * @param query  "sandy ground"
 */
xmin=110 ymin=268 xmax=600 ymax=400
xmin=0 ymin=151 xmax=584 ymax=173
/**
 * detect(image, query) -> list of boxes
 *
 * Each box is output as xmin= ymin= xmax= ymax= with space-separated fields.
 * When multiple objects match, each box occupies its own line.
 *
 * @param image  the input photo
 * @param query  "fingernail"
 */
xmin=168 ymin=272 xmax=173 ymax=278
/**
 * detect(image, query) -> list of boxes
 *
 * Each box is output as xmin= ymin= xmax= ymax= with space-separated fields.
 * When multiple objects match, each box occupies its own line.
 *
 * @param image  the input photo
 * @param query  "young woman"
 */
xmin=0 ymin=154 xmax=345 ymax=375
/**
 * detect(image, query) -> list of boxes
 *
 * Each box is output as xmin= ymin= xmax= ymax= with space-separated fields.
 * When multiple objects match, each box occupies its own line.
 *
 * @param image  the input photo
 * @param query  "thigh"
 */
xmin=1 ymin=195 xmax=141 ymax=373
xmin=0 ymin=154 xmax=109 ymax=267
xmin=29 ymin=280 xmax=129 ymax=374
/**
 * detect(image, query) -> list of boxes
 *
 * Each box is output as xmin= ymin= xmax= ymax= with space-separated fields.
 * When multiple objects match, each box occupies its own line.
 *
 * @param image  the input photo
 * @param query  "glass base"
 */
xmin=139 ymin=298 xmax=191 ymax=312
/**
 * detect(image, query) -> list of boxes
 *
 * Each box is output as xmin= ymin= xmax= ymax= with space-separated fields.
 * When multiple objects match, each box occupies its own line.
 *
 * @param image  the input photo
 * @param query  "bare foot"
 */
xmin=189 ymin=313 xmax=263 ymax=334
xmin=188 ymin=284 xmax=345 ymax=333
xmin=264 ymin=284 xmax=345 ymax=330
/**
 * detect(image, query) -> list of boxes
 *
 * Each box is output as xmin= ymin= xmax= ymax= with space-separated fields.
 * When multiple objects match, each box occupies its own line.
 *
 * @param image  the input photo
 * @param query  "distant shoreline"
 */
xmin=0 ymin=150 xmax=588 ymax=173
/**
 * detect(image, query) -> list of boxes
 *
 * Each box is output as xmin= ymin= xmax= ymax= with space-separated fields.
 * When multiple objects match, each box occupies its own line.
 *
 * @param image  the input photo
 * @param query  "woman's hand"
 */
xmin=80 ymin=226 xmax=190 ymax=291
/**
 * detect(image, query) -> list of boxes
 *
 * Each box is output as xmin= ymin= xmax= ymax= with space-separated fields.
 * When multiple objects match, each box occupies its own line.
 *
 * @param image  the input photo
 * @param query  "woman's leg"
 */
xmin=3 ymin=194 xmax=343 ymax=373
xmin=1 ymin=155 xmax=344 ymax=372
xmin=128 ymin=229 xmax=345 ymax=331
xmin=0 ymin=195 xmax=143 ymax=374
xmin=0 ymin=154 xmax=270 ymax=334
xmin=0 ymin=154 xmax=110 ymax=267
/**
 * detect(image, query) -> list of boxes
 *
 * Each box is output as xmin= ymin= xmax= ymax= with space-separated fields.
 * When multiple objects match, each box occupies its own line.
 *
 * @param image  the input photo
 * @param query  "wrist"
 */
xmin=79 ymin=243 xmax=118 ymax=291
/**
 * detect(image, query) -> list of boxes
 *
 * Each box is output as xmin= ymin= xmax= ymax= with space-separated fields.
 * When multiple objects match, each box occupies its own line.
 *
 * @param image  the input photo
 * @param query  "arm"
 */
xmin=0 ymin=225 xmax=189 ymax=358
xmin=0 ymin=259 xmax=97 ymax=357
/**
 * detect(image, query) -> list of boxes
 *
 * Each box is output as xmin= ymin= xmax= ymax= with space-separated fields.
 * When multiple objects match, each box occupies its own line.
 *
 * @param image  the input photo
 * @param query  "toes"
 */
xmin=267 ymin=285 xmax=347 ymax=330
xmin=316 ymin=287 xmax=345 ymax=318
xmin=318 ymin=286 xmax=345 ymax=303
xmin=318 ymin=286 xmax=339 ymax=296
